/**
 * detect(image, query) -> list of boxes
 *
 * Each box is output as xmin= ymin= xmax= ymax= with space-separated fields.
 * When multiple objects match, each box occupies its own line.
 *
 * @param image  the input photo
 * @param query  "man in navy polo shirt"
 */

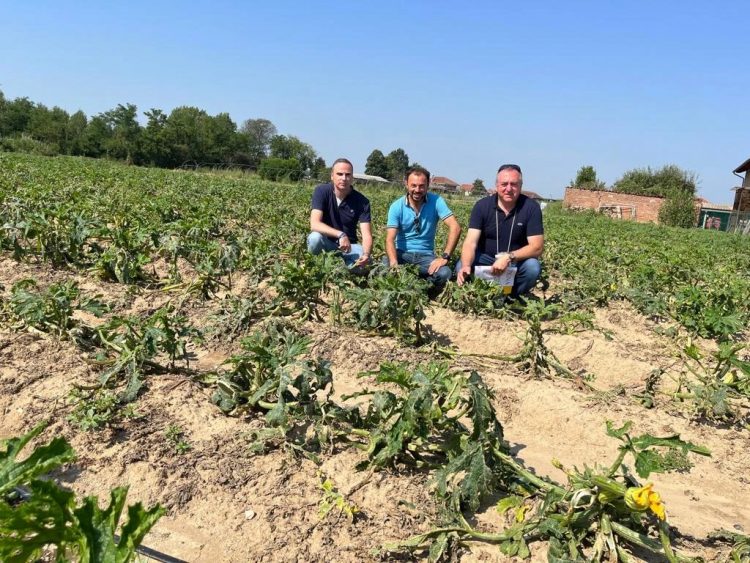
xmin=384 ymin=166 xmax=461 ymax=292
xmin=456 ymin=164 xmax=543 ymax=296
xmin=308 ymin=158 xmax=372 ymax=268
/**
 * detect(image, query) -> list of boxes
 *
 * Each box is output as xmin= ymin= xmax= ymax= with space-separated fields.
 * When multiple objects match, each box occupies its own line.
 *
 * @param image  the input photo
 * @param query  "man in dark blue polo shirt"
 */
xmin=308 ymin=158 xmax=372 ymax=267
xmin=455 ymin=164 xmax=544 ymax=296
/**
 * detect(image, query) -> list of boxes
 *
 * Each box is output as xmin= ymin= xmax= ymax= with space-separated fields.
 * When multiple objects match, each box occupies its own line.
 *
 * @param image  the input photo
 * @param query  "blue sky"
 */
xmin=1 ymin=1 xmax=748 ymax=202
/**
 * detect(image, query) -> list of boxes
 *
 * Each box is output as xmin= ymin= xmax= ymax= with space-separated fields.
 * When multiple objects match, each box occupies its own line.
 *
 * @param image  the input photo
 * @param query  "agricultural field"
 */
xmin=1 ymin=152 xmax=749 ymax=562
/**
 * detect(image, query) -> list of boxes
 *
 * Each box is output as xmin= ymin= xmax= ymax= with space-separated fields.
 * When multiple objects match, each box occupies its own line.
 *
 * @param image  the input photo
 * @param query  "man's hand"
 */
xmin=456 ymin=266 xmax=471 ymax=286
xmin=491 ymin=255 xmax=511 ymax=275
xmin=428 ymin=256 xmax=448 ymax=275
xmin=337 ymin=233 xmax=351 ymax=253
xmin=353 ymin=253 xmax=370 ymax=267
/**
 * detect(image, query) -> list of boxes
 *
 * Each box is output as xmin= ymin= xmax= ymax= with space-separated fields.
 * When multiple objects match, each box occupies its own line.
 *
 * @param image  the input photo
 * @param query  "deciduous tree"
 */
xmin=365 ymin=149 xmax=388 ymax=178
xmin=240 ymin=118 xmax=277 ymax=166
xmin=386 ymin=148 xmax=409 ymax=181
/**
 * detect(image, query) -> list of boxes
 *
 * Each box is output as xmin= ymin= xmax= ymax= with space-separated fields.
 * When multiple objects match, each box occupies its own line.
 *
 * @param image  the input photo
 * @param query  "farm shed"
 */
xmin=697 ymin=201 xmax=733 ymax=231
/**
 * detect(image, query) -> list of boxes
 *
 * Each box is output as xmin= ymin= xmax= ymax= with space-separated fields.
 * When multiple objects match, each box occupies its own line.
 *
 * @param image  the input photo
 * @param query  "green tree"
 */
xmin=140 ymin=108 xmax=168 ymax=166
xmin=472 ymin=178 xmax=486 ymax=195
xmin=385 ymin=148 xmax=409 ymax=181
xmin=365 ymin=149 xmax=389 ymax=178
xmin=0 ymin=96 xmax=35 ymax=137
xmin=269 ymin=135 xmax=317 ymax=173
xmin=100 ymin=103 xmax=142 ymax=163
xmin=79 ymin=116 xmax=111 ymax=158
xmin=571 ymin=165 xmax=606 ymax=190
xmin=204 ymin=112 xmax=240 ymax=164
xmin=658 ymin=188 xmax=697 ymax=228
xmin=240 ymin=118 xmax=277 ymax=166
xmin=67 ymin=110 xmax=88 ymax=156
xmin=161 ymin=106 xmax=214 ymax=167
xmin=311 ymin=156 xmax=327 ymax=180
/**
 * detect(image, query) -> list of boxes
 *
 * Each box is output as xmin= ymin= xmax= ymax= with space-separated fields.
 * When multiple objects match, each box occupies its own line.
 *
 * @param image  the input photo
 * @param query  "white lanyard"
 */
xmin=496 ymin=205 xmax=516 ymax=255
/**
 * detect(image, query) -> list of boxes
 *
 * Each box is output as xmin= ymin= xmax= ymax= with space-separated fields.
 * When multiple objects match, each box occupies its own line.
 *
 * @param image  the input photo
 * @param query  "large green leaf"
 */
xmin=0 ymin=422 xmax=75 ymax=496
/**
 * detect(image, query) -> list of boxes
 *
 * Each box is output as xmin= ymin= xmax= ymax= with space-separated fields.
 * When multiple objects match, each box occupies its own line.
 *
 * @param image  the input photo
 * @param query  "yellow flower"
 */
xmin=624 ymin=483 xmax=666 ymax=520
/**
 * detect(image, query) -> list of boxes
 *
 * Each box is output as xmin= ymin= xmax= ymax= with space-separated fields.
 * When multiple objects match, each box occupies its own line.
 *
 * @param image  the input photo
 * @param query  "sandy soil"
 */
xmin=1 ymin=256 xmax=748 ymax=562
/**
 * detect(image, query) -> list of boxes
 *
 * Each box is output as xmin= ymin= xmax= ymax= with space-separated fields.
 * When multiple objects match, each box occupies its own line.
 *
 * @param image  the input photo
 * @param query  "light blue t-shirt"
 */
xmin=386 ymin=193 xmax=453 ymax=253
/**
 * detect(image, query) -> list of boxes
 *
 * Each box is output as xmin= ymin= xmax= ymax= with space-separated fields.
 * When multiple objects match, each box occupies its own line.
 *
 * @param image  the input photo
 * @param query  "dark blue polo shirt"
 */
xmin=311 ymin=183 xmax=371 ymax=244
xmin=469 ymin=194 xmax=544 ymax=257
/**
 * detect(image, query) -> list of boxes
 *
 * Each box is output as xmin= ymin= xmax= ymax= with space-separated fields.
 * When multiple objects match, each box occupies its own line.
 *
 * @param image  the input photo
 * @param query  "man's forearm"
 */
xmin=444 ymin=226 xmax=461 ymax=256
xmin=362 ymin=232 xmax=373 ymax=256
xmin=511 ymin=243 xmax=543 ymax=261
xmin=385 ymin=234 xmax=398 ymax=265
xmin=311 ymin=219 xmax=344 ymax=239
xmin=459 ymin=241 xmax=476 ymax=271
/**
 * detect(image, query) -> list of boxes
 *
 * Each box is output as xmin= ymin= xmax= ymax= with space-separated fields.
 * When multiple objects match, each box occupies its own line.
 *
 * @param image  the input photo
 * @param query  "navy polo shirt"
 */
xmin=469 ymin=194 xmax=544 ymax=257
xmin=311 ymin=183 xmax=371 ymax=244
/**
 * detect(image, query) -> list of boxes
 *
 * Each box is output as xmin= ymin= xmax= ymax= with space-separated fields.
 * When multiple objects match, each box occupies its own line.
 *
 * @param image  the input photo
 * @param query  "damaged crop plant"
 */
xmin=1 ymin=152 xmax=750 ymax=561
xmin=206 ymin=321 xmax=717 ymax=561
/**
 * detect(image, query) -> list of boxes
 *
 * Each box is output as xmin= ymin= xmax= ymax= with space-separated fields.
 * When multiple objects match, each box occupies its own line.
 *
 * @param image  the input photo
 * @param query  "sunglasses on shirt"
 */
xmin=413 ymin=215 xmax=421 ymax=234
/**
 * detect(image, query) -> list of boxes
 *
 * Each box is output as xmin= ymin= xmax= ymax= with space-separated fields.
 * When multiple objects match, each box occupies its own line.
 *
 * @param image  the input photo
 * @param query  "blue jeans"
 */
xmin=382 ymin=250 xmax=452 ymax=288
xmin=307 ymin=232 xmax=363 ymax=266
xmin=455 ymin=253 xmax=541 ymax=296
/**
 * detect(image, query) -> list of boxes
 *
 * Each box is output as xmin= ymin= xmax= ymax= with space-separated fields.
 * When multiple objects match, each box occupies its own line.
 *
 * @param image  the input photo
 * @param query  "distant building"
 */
xmin=353 ymin=173 xmax=390 ymax=184
xmin=696 ymin=198 xmax=734 ymax=231
xmin=430 ymin=176 xmax=460 ymax=193
xmin=522 ymin=190 xmax=543 ymax=201
xmin=732 ymin=158 xmax=750 ymax=212
xmin=730 ymin=158 xmax=750 ymax=233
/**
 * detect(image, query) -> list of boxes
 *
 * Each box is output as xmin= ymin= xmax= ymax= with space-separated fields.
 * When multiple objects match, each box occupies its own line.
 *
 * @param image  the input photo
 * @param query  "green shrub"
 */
xmin=613 ymin=164 xmax=696 ymax=198
xmin=258 ymin=157 xmax=302 ymax=181
xmin=0 ymin=134 xmax=57 ymax=156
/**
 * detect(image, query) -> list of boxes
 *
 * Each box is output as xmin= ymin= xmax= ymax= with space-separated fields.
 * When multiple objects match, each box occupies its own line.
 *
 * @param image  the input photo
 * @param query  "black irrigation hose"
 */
xmin=12 ymin=487 xmax=188 ymax=563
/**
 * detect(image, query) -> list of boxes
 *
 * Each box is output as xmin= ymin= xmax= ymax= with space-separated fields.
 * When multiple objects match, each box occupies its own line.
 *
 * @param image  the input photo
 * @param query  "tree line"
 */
xmin=0 ymin=89 xmax=329 ymax=177
xmin=1 ymin=90 xmax=491 ymax=192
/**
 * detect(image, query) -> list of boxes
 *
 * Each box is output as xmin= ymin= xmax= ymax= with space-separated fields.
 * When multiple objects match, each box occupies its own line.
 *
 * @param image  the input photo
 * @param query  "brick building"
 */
xmin=563 ymin=188 xmax=665 ymax=223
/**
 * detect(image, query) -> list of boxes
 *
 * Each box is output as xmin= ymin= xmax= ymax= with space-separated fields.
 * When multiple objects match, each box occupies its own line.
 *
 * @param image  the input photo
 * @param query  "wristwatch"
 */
xmin=509 ymin=251 xmax=516 ymax=262
xmin=441 ymin=252 xmax=450 ymax=260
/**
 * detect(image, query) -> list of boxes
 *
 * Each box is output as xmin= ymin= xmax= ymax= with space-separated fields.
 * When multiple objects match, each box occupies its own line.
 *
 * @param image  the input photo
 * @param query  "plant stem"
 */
xmin=491 ymin=447 xmax=566 ymax=495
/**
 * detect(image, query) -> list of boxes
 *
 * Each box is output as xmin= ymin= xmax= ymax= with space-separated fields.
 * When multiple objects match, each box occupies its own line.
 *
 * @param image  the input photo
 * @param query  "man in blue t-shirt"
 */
xmin=456 ymin=164 xmax=544 ymax=296
xmin=308 ymin=158 xmax=372 ymax=268
xmin=384 ymin=166 xmax=461 ymax=291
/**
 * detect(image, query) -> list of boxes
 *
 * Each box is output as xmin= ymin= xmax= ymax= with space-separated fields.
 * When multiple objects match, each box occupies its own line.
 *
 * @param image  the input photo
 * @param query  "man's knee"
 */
xmin=521 ymin=258 xmax=541 ymax=281
xmin=432 ymin=265 xmax=452 ymax=286
xmin=307 ymin=232 xmax=325 ymax=254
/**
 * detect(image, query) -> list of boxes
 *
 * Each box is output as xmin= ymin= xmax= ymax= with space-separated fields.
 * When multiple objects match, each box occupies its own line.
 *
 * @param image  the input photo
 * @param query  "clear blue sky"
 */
xmin=1 ymin=1 xmax=748 ymax=202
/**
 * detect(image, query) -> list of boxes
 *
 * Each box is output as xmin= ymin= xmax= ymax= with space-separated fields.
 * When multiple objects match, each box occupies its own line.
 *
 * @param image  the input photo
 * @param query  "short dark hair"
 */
xmin=331 ymin=158 xmax=353 ymax=169
xmin=404 ymin=165 xmax=431 ymax=183
xmin=497 ymin=164 xmax=522 ymax=174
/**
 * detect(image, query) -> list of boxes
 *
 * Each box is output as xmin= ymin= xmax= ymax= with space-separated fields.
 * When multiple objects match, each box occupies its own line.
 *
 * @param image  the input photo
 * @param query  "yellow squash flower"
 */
xmin=624 ymin=483 xmax=666 ymax=520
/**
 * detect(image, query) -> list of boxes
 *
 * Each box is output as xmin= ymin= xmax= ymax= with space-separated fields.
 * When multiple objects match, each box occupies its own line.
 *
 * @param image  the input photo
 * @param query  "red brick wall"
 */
xmin=563 ymin=187 xmax=665 ymax=223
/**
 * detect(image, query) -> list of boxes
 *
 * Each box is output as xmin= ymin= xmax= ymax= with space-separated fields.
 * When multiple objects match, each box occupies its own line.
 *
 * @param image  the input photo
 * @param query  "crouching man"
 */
xmin=308 ymin=158 xmax=372 ymax=268
xmin=456 ymin=164 xmax=543 ymax=296
xmin=384 ymin=166 xmax=461 ymax=294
